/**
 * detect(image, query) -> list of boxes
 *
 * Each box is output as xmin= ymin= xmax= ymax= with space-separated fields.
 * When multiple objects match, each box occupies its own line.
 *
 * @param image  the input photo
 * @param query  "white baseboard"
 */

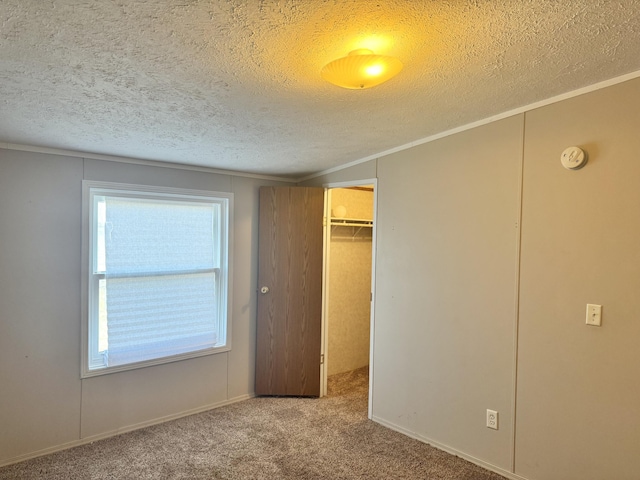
xmin=371 ymin=415 xmax=529 ymax=480
xmin=0 ymin=393 xmax=255 ymax=469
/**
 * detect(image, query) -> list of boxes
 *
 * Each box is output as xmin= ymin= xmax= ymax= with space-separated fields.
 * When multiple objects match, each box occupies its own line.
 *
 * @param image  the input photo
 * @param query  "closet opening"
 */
xmin=321 ymin=180 xmax=377 ymax=418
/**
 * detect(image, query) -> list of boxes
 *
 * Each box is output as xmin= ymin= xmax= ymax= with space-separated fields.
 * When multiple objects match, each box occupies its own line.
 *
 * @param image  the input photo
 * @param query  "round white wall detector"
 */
xmin=561 ymin=147 xmax=587 ymax=170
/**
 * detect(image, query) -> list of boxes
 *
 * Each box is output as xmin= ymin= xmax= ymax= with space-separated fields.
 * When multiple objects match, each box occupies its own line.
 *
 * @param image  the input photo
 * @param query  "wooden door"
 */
xmin=255 ymin=186 xmax=324 ymax=396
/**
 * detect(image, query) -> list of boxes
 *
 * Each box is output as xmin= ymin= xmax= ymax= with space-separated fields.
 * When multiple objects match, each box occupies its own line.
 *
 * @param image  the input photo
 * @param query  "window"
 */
xmin=82 ymin=181 xmax=232 ymax=377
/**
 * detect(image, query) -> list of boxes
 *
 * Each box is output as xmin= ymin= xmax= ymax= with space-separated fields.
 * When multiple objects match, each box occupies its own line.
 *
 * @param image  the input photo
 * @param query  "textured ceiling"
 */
xmin=1 ymin=1 xmax=640 ymax=178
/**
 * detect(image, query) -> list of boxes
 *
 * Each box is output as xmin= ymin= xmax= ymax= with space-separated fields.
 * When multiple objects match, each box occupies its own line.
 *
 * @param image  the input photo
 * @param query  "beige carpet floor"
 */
xmin=0 ymin=368 xmax=507 ymax=479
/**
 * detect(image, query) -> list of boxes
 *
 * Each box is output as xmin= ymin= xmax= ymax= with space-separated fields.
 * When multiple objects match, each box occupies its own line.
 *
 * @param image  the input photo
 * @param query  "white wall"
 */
xmin=0 ymin=149 xmax=288 ymax=465
xmin=302 ymin=77 xmax=640 ymax=480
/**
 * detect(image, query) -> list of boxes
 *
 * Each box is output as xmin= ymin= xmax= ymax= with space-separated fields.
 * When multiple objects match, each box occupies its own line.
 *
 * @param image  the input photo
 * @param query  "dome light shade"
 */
xmin=321 ymin=49 xmax=403 ymax=90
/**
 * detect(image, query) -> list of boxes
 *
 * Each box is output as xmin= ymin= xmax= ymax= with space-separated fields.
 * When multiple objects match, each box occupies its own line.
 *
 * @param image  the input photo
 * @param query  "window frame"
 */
xmin=81 ymin=180 xmax=233 ymax=378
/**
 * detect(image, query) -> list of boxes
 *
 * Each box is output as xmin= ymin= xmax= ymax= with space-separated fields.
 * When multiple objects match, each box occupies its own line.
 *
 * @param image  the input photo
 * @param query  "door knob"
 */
xmin=260 ymin=286 xmax=270 ymax=294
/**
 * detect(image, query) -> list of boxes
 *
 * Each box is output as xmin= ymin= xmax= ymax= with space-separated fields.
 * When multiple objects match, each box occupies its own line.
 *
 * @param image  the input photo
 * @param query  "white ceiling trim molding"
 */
xmin=0 ymin=143 xmax=296 ymax=183
xmin=297 ymin=68 xmax=640 ymax=183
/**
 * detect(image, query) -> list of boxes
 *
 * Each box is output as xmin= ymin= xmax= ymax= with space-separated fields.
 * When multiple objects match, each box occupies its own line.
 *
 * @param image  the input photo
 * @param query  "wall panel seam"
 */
xmin=509 ymin=113 xmax=527 ymax=473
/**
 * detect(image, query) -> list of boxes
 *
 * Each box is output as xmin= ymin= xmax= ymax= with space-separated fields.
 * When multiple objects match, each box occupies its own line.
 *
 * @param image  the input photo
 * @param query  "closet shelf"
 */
xmin=330 ymin=217 xmax=373 ymax=227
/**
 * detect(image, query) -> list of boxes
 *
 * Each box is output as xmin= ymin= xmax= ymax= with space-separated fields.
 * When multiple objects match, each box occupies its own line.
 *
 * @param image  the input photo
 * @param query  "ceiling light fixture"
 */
xmin=321 ymin=49 xmax=403 ymax=90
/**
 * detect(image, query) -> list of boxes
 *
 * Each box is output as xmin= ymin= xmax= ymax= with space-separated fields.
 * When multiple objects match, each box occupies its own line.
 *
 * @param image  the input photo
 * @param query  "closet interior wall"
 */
xmin=327 ymin=187 xmax=373 ymax=376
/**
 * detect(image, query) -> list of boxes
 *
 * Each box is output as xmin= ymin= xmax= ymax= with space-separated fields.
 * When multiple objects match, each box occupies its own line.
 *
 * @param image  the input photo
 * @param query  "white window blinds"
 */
xmin=104 ymin=273 xmax=218 ymax=366
xmin=102 ymin=198 xmax=219 ymax=275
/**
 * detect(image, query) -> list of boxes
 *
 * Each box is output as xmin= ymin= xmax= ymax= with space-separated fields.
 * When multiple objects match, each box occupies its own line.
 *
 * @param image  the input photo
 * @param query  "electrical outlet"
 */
xmin=486 ymin=409 xmax=498 ymax=430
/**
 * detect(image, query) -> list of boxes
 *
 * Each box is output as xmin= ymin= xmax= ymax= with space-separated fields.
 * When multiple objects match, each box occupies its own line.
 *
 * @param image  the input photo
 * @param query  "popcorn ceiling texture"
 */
xmin=1 ymin=1 xmax=639 ymax=177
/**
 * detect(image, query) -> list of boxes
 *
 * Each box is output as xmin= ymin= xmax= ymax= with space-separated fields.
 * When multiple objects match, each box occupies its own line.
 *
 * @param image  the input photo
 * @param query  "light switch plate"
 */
xmin=586 ymin=304 xmax=602 ymax=326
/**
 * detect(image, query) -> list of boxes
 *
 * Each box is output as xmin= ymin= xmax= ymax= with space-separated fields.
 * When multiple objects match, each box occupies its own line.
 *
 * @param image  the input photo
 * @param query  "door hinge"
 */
xmin=320 ymin=354 xmax=325 ymax=365
xmin=323 ymin=216 xmax=327 ymax=227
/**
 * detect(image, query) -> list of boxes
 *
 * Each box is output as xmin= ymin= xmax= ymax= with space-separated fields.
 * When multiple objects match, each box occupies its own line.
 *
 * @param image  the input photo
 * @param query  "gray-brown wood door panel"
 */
xmin=255 ymin=186 xmax=324 ymax=397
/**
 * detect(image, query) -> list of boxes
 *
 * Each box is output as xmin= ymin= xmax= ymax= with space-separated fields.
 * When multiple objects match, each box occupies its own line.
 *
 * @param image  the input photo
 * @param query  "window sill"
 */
xmin=80 ymin=343 xmax=231 ymax=378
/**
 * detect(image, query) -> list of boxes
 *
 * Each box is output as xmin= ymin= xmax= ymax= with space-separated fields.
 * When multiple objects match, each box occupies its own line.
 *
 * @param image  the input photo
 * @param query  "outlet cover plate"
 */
xmin=486 ymin=409 xmax=498 ymax=430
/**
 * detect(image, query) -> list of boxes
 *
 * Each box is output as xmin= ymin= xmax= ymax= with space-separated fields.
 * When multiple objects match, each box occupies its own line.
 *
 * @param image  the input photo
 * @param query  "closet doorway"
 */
xmin=321 ymin=180 xmax=376 ymax=417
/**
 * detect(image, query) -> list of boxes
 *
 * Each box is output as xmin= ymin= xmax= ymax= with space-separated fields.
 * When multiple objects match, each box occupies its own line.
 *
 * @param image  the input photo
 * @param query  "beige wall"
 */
xmin=515 ymin=78 xmax=640 ymax=480
xmin=299 ymin=159 xmax=376 ymax=187
xmin=374 ymin=115 xmax=523 ymax=471
xmin=314 ymin=77 xmax=640 ymax=480
xmin=327 ymin=188 xmax=373 ymax=376
xmin=0 ymin=151 xmax=84 ymax=462
xmin=0 ymin=149 xmax=288 ymax=465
